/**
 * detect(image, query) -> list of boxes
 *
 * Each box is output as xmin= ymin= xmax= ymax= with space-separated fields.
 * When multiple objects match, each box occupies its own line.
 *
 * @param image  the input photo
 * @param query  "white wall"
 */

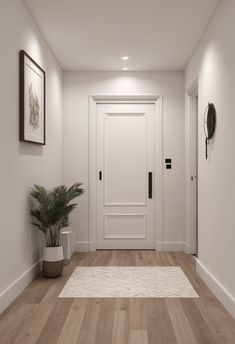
xmin=0 ymin=0 xmax=63 ymax=312
xmin=185 ymin=0 xmax=235 ymax=317
xmin=63 ymin=72 xmax=185 ymax=251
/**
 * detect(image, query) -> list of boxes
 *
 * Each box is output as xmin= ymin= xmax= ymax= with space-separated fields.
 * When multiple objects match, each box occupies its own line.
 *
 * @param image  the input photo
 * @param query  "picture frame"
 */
xmin=19 ymin=50 xmax=46 ymax=145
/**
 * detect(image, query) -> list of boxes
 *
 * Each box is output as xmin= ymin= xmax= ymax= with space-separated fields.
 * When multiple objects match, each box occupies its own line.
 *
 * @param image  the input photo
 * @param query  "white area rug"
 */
xmin=59 ymin=266 xmax=198 ymax=298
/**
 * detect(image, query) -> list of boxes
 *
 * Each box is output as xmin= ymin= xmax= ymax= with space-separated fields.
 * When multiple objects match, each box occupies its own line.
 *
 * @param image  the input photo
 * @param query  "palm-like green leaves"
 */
xmin=30 ymin=183 xmax=84 ymax=247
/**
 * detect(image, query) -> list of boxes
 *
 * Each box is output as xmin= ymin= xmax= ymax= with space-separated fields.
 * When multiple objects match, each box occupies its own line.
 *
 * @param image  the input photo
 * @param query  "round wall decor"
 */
xmin=204 ymin=103 xmax=216 ymax=159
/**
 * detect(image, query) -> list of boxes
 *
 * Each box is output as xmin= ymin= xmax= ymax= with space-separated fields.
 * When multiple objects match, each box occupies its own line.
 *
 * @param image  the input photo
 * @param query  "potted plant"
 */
xmin=30 ymin=183 xmax=84 ymax=278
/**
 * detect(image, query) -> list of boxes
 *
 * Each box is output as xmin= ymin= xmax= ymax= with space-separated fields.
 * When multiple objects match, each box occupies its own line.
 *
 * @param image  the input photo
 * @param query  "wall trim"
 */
xmin=184 ymin=242 xmax=191 ymax=254
xmin=158 ymin=242 xmax=185 ymax=252
xmin=196 ymin=259 xmax=235 ymax=319
xmin=0 ymin=260 xmax=41 ymax=314
xmin=74 ymin=241 xmax=185 ymax=253
xmin=74 ymin=241 xmax=91 ymax=252
xmin=88 ymin=95 xmax=163 ymax=252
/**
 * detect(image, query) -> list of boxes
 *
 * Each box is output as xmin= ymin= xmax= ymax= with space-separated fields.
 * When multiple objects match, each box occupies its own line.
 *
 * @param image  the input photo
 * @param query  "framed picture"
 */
xmin=19 ymin=50 xmax=46 ymax=145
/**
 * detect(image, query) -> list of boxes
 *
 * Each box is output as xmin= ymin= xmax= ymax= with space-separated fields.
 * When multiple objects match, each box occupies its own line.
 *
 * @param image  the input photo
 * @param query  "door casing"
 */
xmin=185 ymin=81 xmax=198 ymax=254
xmin=88 ymin=95 xmax=163 ymax=251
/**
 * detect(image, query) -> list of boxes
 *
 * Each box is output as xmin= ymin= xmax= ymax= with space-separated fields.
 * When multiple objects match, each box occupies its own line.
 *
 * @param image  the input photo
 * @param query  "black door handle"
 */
xmin=99 ymin=171 xmax=102 ymax=180
xmin=148 ymin=172 xmax=152 ymax=199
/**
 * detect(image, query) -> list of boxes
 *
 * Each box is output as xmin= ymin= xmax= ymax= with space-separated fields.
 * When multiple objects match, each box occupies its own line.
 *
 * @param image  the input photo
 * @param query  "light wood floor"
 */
xmin=1 ymin=251 xmax=235 ymax=344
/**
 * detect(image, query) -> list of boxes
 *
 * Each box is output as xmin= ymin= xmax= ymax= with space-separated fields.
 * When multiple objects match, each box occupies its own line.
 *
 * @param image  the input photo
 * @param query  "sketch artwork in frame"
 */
xmin=19 ymin=50 xmax=46 ymax=145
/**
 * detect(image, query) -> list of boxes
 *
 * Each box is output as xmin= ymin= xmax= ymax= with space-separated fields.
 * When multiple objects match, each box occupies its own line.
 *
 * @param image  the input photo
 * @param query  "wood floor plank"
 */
xmin=115 ymin=250 xmax=133 ymax=266
xmin=77 ymin=299 xmax=101 ymax=344
xmin=92 ymin=250 xmax=113 ymax=266
xmin=141 ymin=251 xmax=155 ymax=266
xmin=180 ymin=298 xmax=220 ymax=344
xmin=135 ymin=251 xmax=145 ymax=266
xmin=129 ymin=329 xmax=149 ymax=344
xmin=166 ymin=252 xmax=178 ymax=266
xmin=10 ymin=303 xmax=54 ymax=344
xmin=40 ymin=279 xmax=66 ymax=304
xmin=130 ymin=298 xmax=147 ymax=330
xmin=57 ymin=299 xmax=87 ymax=344
xmin=95 ymin=250 xmax=113 ymax=266
xmin=106 ymin=250 xmax=118 ymax=266
xmin=195 ymin=297 xmax=235 ymax=344
xmin=112 ymin=299 xmax=130 ymax=344
xmin=147 ymin=299 xmax=178 ymax=344
xmin=151 ymin=252 xmax=165 ymax=265
xmin=0 ymin=303 xmax=37 ymax=344
xmin=94 ymin=298 xmax=115 ymax=344
xmin=159 ymin=252 xmax=173 ymax=266
xmin=166 ymin=298 xmax=196 ymax=344
xmin=36 ymin=299 xmax=73 ymax=344
xmin=17 ymin=283 xmax=51 ymax=304
xmin=115 ymin=298 xmax=130 ymax=311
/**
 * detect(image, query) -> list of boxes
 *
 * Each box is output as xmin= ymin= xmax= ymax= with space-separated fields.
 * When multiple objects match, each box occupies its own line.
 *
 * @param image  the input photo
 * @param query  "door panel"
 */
xmin=97 ymin=103 xmax=155 ymax=249
xmin=104 ymin=214 xmax=146 ymax=239
xmin=104 ymin=112 xmax=146 ymax=205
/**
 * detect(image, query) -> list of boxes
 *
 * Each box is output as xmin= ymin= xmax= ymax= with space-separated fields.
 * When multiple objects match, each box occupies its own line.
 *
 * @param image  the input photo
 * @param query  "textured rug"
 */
xmin=59 ymin=266 xmax=198 ymax=298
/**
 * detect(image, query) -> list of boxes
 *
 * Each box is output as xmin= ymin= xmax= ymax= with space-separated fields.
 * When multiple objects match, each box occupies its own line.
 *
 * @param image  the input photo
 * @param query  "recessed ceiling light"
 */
xmin=123 ymin=67 xmax=128 ymax=71
xmin=122 ymin=56 xmax=129 ymax=60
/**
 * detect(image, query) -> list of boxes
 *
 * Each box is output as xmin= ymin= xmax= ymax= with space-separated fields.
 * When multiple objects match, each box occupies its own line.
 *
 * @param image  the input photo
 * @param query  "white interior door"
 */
xmin=96 ymin=103 xmax=155 ymax=249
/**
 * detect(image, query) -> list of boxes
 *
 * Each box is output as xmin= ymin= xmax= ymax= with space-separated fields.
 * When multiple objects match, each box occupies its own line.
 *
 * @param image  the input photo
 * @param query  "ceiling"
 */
xmin=24 ymin=0 xmax=220 ymax=72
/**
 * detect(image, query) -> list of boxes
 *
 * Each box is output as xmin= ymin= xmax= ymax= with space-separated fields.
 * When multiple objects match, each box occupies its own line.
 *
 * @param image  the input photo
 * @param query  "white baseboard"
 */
xmin=74 ymin=241 xmax=97 ymax=252
xmin=196 ymin=259 xmax=235 ymax=319
xmin=157 ymin=242 xmax=185 ymax=252
xmin=74 ymin=241 xmax=89 ymax=252
xmin=74 ymin=241 xmax=185 ymax=252
xmin=88 ymin=242 xmax=96 ymax=252
xmin=184 ymin=242 xmax=196 ymax=254
xmin=0 ymin=260 xmax=41 ymax=314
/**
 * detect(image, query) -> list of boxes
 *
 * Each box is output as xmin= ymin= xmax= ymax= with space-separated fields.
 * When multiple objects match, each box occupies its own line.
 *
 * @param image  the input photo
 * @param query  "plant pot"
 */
xmin=43 ymin=246 xmax=64 ymax=278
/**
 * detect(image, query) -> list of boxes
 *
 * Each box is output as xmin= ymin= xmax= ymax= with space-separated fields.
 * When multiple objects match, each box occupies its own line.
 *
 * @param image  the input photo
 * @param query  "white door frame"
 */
xmin=185 ymin=81 xmax=198 ymax=254
xmin=88 ymin=95 xmax=163 ymax=251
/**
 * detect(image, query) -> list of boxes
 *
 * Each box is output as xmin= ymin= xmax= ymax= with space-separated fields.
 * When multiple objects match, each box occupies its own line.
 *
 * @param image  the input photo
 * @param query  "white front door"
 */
xmin=96 ymin=103 xmax=155 ymax=249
